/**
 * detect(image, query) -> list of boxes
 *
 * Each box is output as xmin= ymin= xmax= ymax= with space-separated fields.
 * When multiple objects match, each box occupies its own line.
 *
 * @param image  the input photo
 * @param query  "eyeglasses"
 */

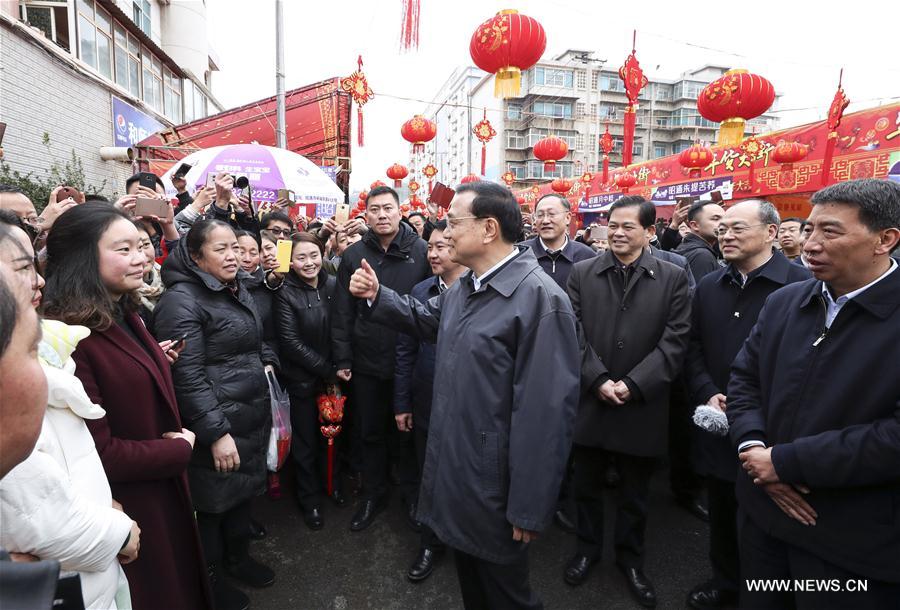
xmin=716 ymin=223 xmax=767 ymax=237
xmin=533 ymin=211 xmax=563 ymax=221
xmin=267 ymin=227 xmax=292 ymax=236
xmin=446 ymin=215 xmax=486 ymax=229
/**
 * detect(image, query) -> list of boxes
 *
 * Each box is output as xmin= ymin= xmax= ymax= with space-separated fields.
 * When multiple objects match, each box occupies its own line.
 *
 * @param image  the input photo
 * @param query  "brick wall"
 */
xmin=1 ymin=21 xmax=136 ymax=198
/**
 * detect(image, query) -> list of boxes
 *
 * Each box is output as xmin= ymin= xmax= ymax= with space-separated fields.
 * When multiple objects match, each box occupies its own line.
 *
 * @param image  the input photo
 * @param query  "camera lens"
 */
xmin=235 ymin=176 xmax=250 ymax=189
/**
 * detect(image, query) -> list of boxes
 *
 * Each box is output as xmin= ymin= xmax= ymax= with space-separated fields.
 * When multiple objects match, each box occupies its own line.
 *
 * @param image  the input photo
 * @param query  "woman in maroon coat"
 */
xmin=41 ymin=203 xmax=213 ymax=610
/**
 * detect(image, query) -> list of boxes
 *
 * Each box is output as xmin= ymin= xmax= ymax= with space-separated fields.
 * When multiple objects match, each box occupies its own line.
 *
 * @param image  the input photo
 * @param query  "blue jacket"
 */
xmin=726 ymin=264 xmax=900 ymax=582
xmin=524 ymin=236 xmax=596 ymax=291
xmin=686 ymin=251 xmax=810 ymax=481
xmin=393 ymin=276 xmax=440 ymax=425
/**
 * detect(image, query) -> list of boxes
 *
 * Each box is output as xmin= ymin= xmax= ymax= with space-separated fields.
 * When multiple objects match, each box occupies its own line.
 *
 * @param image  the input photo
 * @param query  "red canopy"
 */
xmin=135 ymin=77 xmax=352 ymax=192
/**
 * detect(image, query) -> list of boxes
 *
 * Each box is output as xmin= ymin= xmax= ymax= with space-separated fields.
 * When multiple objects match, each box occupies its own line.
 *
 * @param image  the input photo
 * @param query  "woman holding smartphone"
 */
xmin=154 ymin=219 xmax=276 ymax=610
xmin=273 ymin=233 xmax=343 ymax=530
xmin=40 ymin=203 xmax=212 ymax=610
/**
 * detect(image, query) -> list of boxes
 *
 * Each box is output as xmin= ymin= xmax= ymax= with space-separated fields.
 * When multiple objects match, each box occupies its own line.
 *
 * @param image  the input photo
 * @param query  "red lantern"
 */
xmin=678 ymin=144 xmax=714 ymax=178
xmin=516 ymin=195 xmax=527 ymax=206
xmin=472 ymin=108 xmax=497 ymax=175
xmin=533 ymin=136 xmax=568 ymax=173
xmin=697 ymin=69 xmax=775 ymax=146
xmin=401 ymin=115 xmax=437 ymax=155
xmin=772 ymin=140 xmax=808 ymax=172
xmin=500 ymin=171 xmax=515 ymax=187
xmin=551 ymin=178 xmax=573 ymax=194
xmin=460 ymin=174 xmax=481 ymax=184
xmin=469 ymin=10 xmax=546 ymax=98
xmin=356 ymin=198 xmax=366 ymax=211
xmin=340 ymin=56 xmax=374 ymax=146
xmin=370 ymin=180 xmax=386 ymax=190
xmin=358 ymin=190 xmax=368 ymax=202
xmin=615 ymin=171 xmax=637 ymax=193
xmin=386 ymin=164 xmax=409 ymax=188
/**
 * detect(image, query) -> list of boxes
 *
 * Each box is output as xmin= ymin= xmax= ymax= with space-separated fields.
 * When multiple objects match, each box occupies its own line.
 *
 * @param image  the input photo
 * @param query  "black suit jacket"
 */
xmin=727 ymin=263 xmax=900 ymax=582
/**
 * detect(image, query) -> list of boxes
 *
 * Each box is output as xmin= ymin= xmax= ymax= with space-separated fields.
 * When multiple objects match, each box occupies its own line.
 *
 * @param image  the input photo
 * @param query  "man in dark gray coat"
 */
xmin=565 ymin=197 xmax=692 ymax=608
xmin=349 ymin=182 xmax=580 ymax=609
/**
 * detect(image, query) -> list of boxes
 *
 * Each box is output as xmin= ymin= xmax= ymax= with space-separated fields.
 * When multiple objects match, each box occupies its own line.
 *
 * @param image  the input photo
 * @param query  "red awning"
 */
xmin=135 ymin=78 xmax=352 ymax=190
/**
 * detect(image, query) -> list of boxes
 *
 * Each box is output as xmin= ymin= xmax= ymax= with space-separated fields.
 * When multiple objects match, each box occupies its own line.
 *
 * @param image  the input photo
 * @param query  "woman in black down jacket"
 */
xmin=273 ymin=232 xmax=342 ymax=530
xmin=154 ymin=219 xmax=276 ymax=610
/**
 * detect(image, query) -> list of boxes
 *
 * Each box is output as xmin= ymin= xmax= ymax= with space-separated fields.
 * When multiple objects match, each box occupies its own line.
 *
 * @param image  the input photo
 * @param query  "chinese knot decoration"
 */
xmin=599 ymin=123 xmax=614 ymax=183
xmin=469 ymin=9 xmax=546 ymax=98
xmin=407 ymin=179 xmax=421 ymax=194
xmin=615 ymin=170 xmax=637 ymax=193
xmin=472 ymin=108 xmax=497 ymax=176
xmin=340 ymin=56 xmax=374 ymax=146
xmin=386 ymin=164 xmax=409 ymax=188
xmin=679 ymin=143 xmax=714 ymax=179
xmin=580 ymin=171 xmax=594 ymax=211
xmin=772 ymin=140 xmax=808 ymax=172
xmin=822 ymin=69 xmax=850 ymax=186
xmin=500 ymin=171 xmax=516 ymax=187
xmin=421 ymin=163 xmax=438 ymax=194
xmin=533 ymin=136 xmax=569 ymax=173
xmin=551 ymin=178 xmax=573 ymax=194
xmin=317 ymin=386 xmax=346 ymax=495
xmin=618 ymin=31 xmax=649 ymax=166
xmin=460 ymin=173 xmax=481 ymax=184
xmin=401 ymin=115 xmax=437 ymax=155
xmin=409 ymin=194 xmax=424 ymax=210
xmin=697 ymin=69 xmax=775 ymax=146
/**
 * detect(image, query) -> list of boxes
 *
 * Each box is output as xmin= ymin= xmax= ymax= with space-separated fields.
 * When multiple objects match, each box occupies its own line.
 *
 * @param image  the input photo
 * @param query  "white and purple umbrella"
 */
xmin=161 ymin=144 xmax=344 ymax=218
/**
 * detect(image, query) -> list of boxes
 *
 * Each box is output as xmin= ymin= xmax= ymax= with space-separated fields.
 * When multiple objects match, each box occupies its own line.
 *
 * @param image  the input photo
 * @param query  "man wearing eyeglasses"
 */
xmin=259 ymin=211 xmax=294 ymax=239
xmin=684 ymin=200 xmax=810 ymax=609
xmin=348 ymin=181 xmax=580 ymax=609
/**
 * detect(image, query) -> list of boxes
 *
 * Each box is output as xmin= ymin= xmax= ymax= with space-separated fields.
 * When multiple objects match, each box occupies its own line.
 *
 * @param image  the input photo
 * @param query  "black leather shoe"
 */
xmin=617 ymin=565 xmax=657 ymax=608
xmin=303 ymin=507 xmax=324 ymax=531
xmin=248 ymin=518 xmax=267 ymax=540
xmin=687 ymin=581 xmax=738 ymax=609
xmin=226 ymin=555 xmax=275 ymax=588
xmin=676 ymin=496 xmax=710 ymax=522
xmin=349 ymin=499 xmax=384 ymax=532
xmin=208 ymin=563 xmax=250 ymax=610
xmin=563 ymin=554 xmax=593 ymax=586
xmin=554 ymin=509 xmax=576 ymax=533
xmin=330 ymin=489 xmax=347 ymax=507
xmin=406 ymin=501 xmax=422 ymax=533
xmin=407 ymin=548 xmax=438 ymax=582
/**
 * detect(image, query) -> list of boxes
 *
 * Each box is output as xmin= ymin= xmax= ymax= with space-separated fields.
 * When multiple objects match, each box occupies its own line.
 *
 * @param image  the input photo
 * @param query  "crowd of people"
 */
xmin=0 ymin=172 xmax=898 ymax=610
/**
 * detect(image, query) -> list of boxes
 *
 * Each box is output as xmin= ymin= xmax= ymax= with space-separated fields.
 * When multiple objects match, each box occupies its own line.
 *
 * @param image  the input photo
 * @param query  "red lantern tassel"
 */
xmin=357 ymin=108 xmax=364 ymax=147
xmin=428 ymin=180 xmax=433 ymax=195
xmin=821 ymin=133 xmax=838 ymax=186
xmin=623 ymin=106 xmax=636 ymax=166
xmin=602 ymin=155 xmax=609 ymax=184
xmin=326 ymin=439 xmax=334 ymax=496
xmin=394 ymin=179 xmax=402 ymax=188
xmin=481 ymin=144 xmax=487 ymax=176
xmin=400 ymin=0 xmax=420 ymax=51
xmin=543 ymin=161 xmax=555 ymax=173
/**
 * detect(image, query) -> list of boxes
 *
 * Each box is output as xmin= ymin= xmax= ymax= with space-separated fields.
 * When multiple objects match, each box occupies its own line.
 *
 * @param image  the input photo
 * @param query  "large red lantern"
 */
xmin=469 ymin=9 xmax=547 ymax=98
xmin=615 ymin=171 xmax=637 ymax=193
xmin=460 ymin=173 xmax=482 ymax=184
xmin=533 ymin=136 xmax=569 ymax=173
xmin=386 ymin=164 xmax=409 ymax=188
xmin=772 ymin=140 xmax=808 ymax=171
xmin=401 ymin=115 xmax=437 ymax=154
xmin=679 ymin=144 xmax=714 ymax=178
xmin=551 ymin=178 xmax=573 ymax=194
xmin=370 ymin=180 xmax=386 ymax=190
xmin=697 ymin=69 xmax=775 ymax=146
xmin=472 ymin=108 xmax=497 ymax=176
xmin=358 ymin=190 xmax=368 ymax=202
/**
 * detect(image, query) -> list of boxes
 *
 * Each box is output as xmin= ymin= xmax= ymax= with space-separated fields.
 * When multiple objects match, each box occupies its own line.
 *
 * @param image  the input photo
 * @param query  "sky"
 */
xmin=204 ymin=0 xmax=899 ymax=190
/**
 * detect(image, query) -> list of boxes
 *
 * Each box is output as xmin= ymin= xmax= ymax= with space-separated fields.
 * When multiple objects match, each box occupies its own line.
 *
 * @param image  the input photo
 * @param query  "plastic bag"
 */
xmin=265 ymin=369 xmax=292 ymax=471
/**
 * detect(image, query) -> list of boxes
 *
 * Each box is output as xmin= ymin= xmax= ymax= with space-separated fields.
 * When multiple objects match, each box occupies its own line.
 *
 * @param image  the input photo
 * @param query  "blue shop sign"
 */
xmin=112 ymin=95 xmax=164 ymax=147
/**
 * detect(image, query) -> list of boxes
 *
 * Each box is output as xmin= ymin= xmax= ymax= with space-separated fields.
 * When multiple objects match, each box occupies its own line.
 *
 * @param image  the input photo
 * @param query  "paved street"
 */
xmin=243 ymin=465 xmax=710 ymax=609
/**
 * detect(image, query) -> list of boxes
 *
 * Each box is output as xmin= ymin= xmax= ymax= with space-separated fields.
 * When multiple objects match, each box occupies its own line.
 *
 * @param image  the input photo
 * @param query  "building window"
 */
xmin=591 ymin=70 xmax=599 ymax=90
xmin=600 ymin=74 xmax=624 ymax=92
xmin=534 ymin=67 xmax=574 ymax=88
xmin=576 ymin=69 xmax=587 ymax=89
xmin=674 ymin=81 xmax=704 ymax=100
xmin=141 ymin=46 xmax=162 ymax=112
xmin=77 ymin=0 xmax=113 ymax=79
xmin=114 ymin=24 xmax=141 ymax=98
xmin=673 ymin=141 xmax=692 ymax=153
xmin=164 ymin=68 xmax=182 ymax=123
xmin=132 ymin=0 xmax=151 ymax=36
xmin=507 ymin=103 xmax=522 ymax=120
xmin=527 ymin=160 xmax=573 ymax=179
xmin=506 ymin=132 xmax=525 ymax=149
xmin=576 ymin=134 xmax=585 ymax=151
xmin=508 ymin=164 xmax=525 ymax=180
xmin=633 ymin=142 xmax=643 ymax=157
xmin=20 ymin=1 xmax=71 ymax=50
xmin=654 ymin=144 xmax=667 ymax=158
xmin=598 ymin=104 xmax=618 ymax=120
xmin=589 ymin=103 xmax=597 ymax=118
xmin=533 ymin=101 xmax=572 ymax=119
xmin=192 ymin=81 xmax=208 ymax=119
xmin=655 ymin=86 xmax=672 ymax=101
xmin=575 ymin=102 xmax=585 ymax=118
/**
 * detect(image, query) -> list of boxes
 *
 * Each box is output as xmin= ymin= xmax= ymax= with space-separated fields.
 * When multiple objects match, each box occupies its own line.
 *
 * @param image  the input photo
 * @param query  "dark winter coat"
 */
xmin=392 ymin=276 xmax=441 ymax=426
xmin=650 ymin=245 xmax=696 ymax=294
xmin=685 ymin=251 xmax=810 ymax=481
xmin=368 ymin=247 xmax=580 ymax=564
xmin=567 ymin=249 xmax=692 ymax=457
xmin=523 ymin=236 xmax=596 ymax=290
xmin=675 ymin=232 xmax=723 ymax=281
xmin=273 ymin=269 xmax=337 ymax=397
xmin=332 ymin=223 xmax=430 ymax=379
xmin=154 ymin=239 xmax=272 ymax=514
xmin=727 ymin=265 xmax=900 ymax=583
xmin=73 ymin=310 xmax=213 ymax=610
xmin=245 ymin=267 xmax=280 ymax=371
